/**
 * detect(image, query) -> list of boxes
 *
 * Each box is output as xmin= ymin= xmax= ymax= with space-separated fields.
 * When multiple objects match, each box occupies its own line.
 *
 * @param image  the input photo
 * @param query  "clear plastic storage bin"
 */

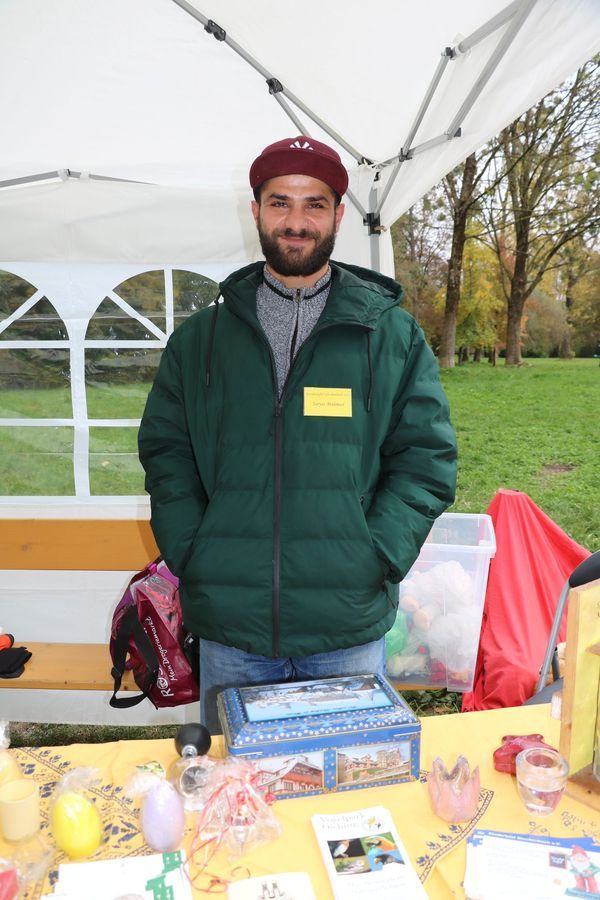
xmin=385 ymin=512 xmax=496 ymax=692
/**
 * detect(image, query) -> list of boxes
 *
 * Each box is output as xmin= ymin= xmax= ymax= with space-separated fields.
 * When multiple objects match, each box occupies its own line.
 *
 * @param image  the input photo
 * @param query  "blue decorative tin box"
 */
xmin=217 ymin=673 xmax=420 ymax=800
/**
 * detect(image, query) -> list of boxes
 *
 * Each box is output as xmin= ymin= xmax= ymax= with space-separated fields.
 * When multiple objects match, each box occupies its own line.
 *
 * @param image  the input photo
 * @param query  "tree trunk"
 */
xmin=559 ymin=270 xmax=576 ymax=359
xmin=504 ymin=222 xmax=530 ymax=366
xmin=474 ymin=348 xmax=482 ymax=362
xmin=505 ymin=300 xmax=525 ymax=365
xmin=438 ymin=154 xmax=477 ymax=368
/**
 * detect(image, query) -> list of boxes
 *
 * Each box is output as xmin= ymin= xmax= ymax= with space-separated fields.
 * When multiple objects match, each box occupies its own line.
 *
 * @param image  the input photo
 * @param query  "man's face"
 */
xmin=251 ymin=174 xmax=345 ymax=278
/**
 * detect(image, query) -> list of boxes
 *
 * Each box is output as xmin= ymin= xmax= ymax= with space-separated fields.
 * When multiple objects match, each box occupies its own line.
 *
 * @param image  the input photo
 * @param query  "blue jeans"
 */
xmin=199 ymin=637 xmax=386 ymax=735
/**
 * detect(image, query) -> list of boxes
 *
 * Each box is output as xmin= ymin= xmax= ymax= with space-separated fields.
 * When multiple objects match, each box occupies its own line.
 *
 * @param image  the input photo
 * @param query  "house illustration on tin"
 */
xmin=256 ymin=754 xmax=323 ymax=795
xmin=338 ymin=744 xmax=410 ymax=785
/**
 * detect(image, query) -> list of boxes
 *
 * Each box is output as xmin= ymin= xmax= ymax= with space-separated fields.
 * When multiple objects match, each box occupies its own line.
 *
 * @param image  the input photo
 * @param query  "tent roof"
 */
xmin=1 ymin=0 xmax=599 ymax=267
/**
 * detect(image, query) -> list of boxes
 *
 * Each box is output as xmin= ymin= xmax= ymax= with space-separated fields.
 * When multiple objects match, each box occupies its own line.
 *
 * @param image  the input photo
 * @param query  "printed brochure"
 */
xmin=311 ymin=804 xmax=427 ymax=899
xmin=464 ymin=829 xmax=600 ymax=900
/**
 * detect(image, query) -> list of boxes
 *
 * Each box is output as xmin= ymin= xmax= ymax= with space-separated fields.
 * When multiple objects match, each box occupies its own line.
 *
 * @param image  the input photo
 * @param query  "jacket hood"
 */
xmin=219 ymin=260 xmax=403 ymax=330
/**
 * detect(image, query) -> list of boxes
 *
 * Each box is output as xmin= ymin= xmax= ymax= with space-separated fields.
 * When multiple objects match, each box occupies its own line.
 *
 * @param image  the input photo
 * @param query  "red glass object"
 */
xmin=493 ymin=733 xmax=556 ymax=774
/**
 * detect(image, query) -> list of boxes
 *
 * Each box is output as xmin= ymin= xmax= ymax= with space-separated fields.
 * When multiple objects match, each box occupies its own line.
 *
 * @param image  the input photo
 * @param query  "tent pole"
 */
xmin=0 ymin=172 xmax=62 ymax=189
xmin=368 ymin=187 xmax=381 ymax=273
xmin=401 ymin=52 xmax=455 ymax=159
xmin=373 ymin=0 xmax=536 ymax=218
xmin=446 ymin=0 xmax=538 ymax=138
xmin=271 ymin=91 xmax=311 ymax=136
xmin=0 ymin=171 xmax=149 ymax=191
xmin=373 ymin=51 xmax=454 ymax=215
xmin=457 ymin=0 xmax=521 ymax=53
xmin=375 ymin=131 xmax=462 ymax=216
xmin=170 ymin=0 xmax=367 ymax=164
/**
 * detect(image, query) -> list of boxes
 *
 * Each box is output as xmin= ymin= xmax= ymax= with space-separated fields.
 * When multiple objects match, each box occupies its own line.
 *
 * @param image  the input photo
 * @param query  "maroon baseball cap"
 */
xmin=249 ymin=135 xmax=349 ymax=198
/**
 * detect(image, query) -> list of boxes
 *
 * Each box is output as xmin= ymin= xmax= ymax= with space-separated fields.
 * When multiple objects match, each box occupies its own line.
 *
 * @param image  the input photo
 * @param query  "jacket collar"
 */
xmin=220 ymin=260 xmax=402 ymax=331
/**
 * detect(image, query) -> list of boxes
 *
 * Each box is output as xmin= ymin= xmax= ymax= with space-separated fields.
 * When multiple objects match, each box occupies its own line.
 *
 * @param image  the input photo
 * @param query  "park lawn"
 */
xmin=440 ymin=357 xmax=599 ymax=550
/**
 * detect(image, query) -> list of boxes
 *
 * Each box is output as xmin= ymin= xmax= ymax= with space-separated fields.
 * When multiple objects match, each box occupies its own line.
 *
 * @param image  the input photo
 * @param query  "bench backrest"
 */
xmin=0 ymin=519 xmax=159 ymax=570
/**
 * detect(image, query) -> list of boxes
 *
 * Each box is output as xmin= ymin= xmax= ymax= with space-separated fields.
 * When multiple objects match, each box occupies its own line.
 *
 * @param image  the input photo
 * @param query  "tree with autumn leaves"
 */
xmin=393 ymin=57 xmax=599 ymax=366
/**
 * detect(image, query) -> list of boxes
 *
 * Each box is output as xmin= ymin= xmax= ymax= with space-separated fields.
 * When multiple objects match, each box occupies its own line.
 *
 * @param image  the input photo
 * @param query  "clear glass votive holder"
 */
xmin=515 ymin=747 xmax=569 ymax=816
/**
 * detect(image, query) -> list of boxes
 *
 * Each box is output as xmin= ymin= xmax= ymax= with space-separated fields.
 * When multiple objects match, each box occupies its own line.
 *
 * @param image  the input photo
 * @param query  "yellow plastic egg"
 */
xmin=50 ymin=790 xmax=102 ymax=858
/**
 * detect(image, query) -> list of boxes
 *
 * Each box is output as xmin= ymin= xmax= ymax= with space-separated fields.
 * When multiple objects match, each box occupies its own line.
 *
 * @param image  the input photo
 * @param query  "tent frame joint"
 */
xmin=364 ymin=212 xmax=385 ymax=236
xmin=267 ymin=78 xmax=284 ymax=95
xmin=204 ymin=19 xmax=226 ymax=41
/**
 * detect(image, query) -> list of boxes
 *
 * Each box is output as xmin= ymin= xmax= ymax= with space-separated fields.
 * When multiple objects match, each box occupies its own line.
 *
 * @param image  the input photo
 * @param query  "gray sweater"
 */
xmin=256 ymin=266 xmax=332 ymax=396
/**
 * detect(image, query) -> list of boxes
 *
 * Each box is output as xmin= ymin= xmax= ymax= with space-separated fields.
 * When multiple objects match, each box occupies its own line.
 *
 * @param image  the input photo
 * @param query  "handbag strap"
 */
xmin=109 ymin=604 xmax=160 ymax=709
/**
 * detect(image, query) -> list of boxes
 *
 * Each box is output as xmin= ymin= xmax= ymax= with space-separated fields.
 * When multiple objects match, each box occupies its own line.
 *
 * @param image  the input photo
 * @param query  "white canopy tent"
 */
xmin=1 ymin=0 xmax=599 ymax=271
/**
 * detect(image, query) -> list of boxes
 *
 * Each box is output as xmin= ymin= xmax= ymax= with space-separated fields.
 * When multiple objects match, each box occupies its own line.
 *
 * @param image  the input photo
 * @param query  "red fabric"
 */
xmin=462 ymin=490 xmax=590 ymax=711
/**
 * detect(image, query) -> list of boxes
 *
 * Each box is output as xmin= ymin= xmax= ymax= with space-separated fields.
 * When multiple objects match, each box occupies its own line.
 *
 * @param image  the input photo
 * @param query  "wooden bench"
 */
xmin=0 ymin=518 xmax=158 ymax=693
xmin=1 ymin=642 xmax=136 ymax=692
xmin=1 ymin=516 xmax=456 ymax=695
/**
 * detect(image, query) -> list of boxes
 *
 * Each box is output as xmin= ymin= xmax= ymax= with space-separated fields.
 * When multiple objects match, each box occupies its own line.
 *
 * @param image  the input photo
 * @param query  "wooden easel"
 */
xmin=559 ymin=577 xmax=600 ymax=811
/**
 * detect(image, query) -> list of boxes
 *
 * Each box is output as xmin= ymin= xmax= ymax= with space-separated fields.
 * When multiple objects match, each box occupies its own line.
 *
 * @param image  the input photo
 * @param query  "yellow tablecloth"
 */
xmin=4 ymin=704 xmax=599 ymax=898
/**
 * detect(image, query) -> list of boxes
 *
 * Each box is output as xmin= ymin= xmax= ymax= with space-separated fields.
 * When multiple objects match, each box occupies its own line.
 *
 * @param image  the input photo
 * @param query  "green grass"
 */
xmin=86 ymin=382 xmax=153 ymax=419
xmin=441 ymin=358 xmax=599 ymax=550
xmin=0 ymin=426 xmax=75 ymax=494
xmin=0 ymin=385 xmax=72 ymax=418
xmin=8 ymin=722 xmax=179 ymax=749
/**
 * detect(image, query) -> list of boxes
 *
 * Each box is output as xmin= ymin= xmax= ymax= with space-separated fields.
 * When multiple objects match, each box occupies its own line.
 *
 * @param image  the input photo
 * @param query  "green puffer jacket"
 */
xmin=138 ymin=261 xmax=457 ymax=658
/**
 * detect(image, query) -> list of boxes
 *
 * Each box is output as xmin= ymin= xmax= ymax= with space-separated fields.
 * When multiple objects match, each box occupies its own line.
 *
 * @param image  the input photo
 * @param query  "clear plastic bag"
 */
xmin=190 ymin=758 xmax=281 ymax=863
xmin=125 ymin=771 xmax=185 ymax=852
xmin=0 ymin=721 xmax=21 ymax=788
xmin=49 ymin=768 xmax=103 ymax=860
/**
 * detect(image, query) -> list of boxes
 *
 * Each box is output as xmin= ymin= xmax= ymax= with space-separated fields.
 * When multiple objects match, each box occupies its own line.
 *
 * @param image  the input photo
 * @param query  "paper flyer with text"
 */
xmin=311 ymin=805 xmax=427 ymax=899
xmin=464 ymin=829 xmax=600 ymax=900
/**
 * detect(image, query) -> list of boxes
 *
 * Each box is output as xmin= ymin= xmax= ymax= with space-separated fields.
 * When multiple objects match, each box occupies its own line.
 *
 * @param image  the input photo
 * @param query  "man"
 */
xmin=138 ymin=135 xmax=457 ymax=733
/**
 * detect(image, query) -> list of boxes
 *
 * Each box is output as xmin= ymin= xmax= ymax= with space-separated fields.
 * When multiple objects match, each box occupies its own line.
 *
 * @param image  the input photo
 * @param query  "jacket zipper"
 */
xmin=270 ymin=316 xmax=339 ymax=657
xmin=273 ymin=287 xmax=300 ymax=657
xmin=272 ymin=398 xmax=283 ymax=656
xmin=289 ymin=288 xmax=301 ymax=368
xmin=260 ymin=314 xmax=373 ymax=658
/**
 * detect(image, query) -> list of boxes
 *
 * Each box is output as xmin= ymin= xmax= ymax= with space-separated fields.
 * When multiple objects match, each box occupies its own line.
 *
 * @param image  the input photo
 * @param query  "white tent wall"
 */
xmin=0 ymin=0 xmax=598 ymax=724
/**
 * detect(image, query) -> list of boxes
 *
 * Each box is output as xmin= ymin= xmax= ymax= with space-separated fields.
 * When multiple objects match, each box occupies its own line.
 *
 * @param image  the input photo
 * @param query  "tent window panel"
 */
xmin=0 ymin=297 xmax=68 ymax=340
xmin=85 ymin=348 xmax=161 ymax=419
xmin=86 ymin=298 xmax=162 ymax=340
xmin=114 ymin=270 xmax=166 ymax=320
xmin=173 ymin=270 xmax=218 ymax=322
xmin=0 ymin=349 xmax=71 ymax=417
xmin=0 ymin=270 xmax=37 ymax=318
xmin=0 ymin=426 xmax=74 ymax=495
xmin=89 ymin=427 xmax=145 ymax=496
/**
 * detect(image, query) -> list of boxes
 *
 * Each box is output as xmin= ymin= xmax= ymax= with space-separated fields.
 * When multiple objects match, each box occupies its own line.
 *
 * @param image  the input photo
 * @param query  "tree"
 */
xmin=391 ymin=194 xmax=448 ymax=349
xmin=568 ymin=250 xmax=600 ymax=356
xmin=553 ymin=237 xmax=596 ymax=358
xmin=521 ymin=290 xmax=569 ymax=357
xmin=480 ymin=58 xmax=600 ymax=365
xmin=435 ymin=235 xmax=505 ymax=361
xmin=437 ymin=153 xmax=478 ymax=368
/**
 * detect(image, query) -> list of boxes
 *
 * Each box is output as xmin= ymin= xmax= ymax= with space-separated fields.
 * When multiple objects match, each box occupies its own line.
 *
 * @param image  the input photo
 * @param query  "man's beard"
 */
xmin=257 ymin=222 xmax=337 ymax=277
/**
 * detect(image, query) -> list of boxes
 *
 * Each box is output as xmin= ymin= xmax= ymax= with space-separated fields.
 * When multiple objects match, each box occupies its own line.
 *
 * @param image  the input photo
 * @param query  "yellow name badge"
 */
xmin=304 ymin=387 xmax=352 ymax=417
